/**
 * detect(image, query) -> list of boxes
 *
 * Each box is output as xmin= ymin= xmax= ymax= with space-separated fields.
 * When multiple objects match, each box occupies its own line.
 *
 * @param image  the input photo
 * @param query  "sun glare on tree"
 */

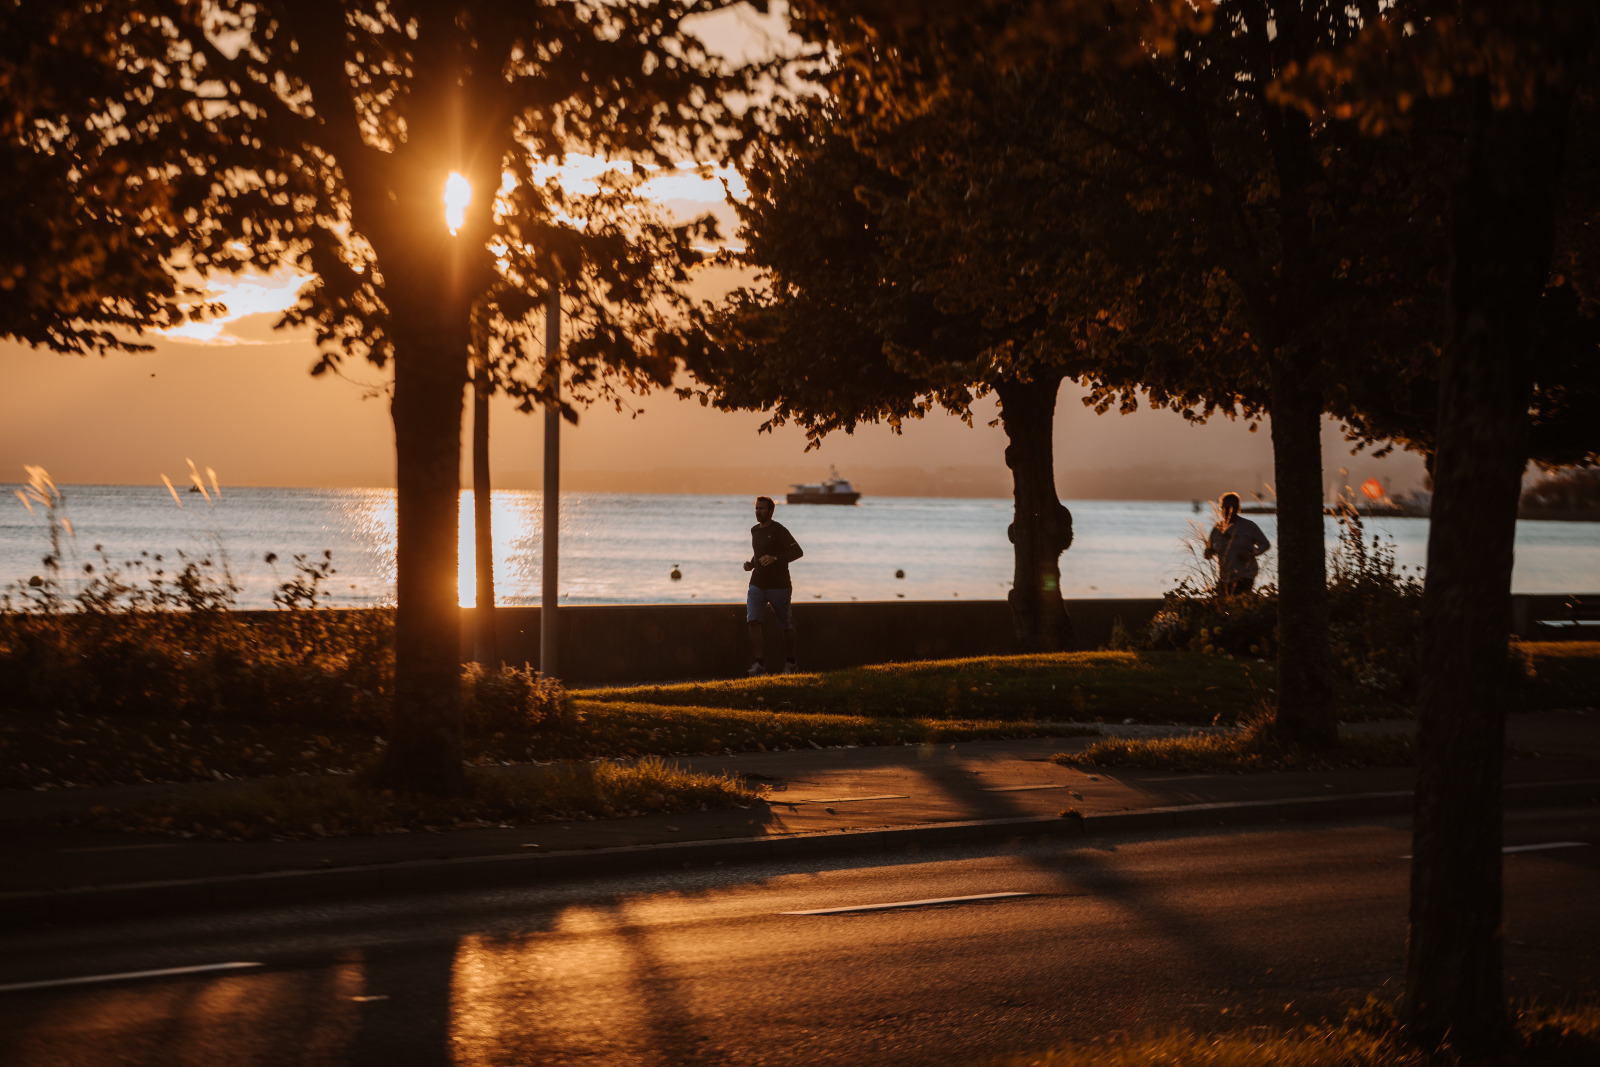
xmin=444 ymin=172 xmax=473 ymax=235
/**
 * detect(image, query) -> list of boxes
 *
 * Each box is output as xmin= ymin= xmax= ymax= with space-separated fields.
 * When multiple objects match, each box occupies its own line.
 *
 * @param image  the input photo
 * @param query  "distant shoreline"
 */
xmin=3 ymin=462 xmax=1431 ymax=502
xmin=8 ymin=481 xmax=1598 ymax=520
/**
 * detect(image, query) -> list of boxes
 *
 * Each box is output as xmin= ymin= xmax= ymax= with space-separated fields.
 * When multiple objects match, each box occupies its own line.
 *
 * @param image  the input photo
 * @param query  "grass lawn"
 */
xmin=577 ymin=650 xmax=1282 ymax=724
xmin=7 ymin=645 xmax=1594 ymax=790
xmin=990 ymin=998 xmax=1599 ymax=1066
xmin=1053 ymin=721 xmax=1421 ymax=774
xmin=67 ymin=756 xmax=763 ymax=841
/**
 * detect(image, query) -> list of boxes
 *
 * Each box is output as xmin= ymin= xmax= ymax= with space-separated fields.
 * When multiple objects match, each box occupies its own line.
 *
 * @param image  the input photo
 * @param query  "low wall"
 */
xmin=463 ymin=598 xmax=1167 ymax=684
xmin=465 ymin=592 xmax=1594 ymax=684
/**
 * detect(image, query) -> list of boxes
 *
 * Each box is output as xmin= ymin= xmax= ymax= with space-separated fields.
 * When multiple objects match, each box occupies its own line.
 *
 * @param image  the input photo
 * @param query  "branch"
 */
xmin=273 ymin=0 xmax=392 ymax=230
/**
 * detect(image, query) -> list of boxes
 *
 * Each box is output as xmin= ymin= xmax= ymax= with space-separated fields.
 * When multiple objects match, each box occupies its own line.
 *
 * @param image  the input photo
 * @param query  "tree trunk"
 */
xmin=472 ymin=360 xmax=497 ymax=665
xmin=996 ymin=376 xmax=1073 ymax=652
xmin=374 ymin=292 xmax=470 ymax=796
xmin=1268 ymin=347 xmax=1336 ymax=748
xmin=1404 ymin=74 xmax=1576 ymax=1055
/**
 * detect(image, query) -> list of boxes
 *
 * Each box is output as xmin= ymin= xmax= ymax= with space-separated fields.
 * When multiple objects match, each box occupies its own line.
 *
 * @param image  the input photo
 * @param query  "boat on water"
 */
xmin=786 ymin=468 xmax=861 ymax=505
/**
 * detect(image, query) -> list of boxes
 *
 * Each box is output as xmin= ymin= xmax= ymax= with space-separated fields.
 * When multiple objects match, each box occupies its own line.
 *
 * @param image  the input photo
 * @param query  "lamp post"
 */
xmin=541 ymin=276 xmax=561 ymax=678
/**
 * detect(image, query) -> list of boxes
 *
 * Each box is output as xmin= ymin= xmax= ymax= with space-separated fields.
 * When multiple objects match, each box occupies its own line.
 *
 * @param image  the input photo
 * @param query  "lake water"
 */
xmin=3 ymin=485 xmax=1598 ymax=608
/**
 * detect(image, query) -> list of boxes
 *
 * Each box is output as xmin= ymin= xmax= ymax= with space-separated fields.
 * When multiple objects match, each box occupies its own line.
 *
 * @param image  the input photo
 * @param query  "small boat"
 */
xmin=786 ymin=467 xmax=861 ymax=505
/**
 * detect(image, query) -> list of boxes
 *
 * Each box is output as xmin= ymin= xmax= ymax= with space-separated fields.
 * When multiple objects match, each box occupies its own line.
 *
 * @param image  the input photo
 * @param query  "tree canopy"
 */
xmin=1 ymin=0 xmax=211 ymax=353
xmin=706 ymin=1 xmax=1469 ymax=741
xmin=12 ymin=0 xmax=768 ymax=793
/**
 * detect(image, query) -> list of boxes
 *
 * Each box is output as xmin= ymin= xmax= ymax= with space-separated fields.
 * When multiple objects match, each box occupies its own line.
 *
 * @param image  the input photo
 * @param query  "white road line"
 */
xmin=56 ymin=843 xmax=185 ymax=854
xmin=0 ymin=962 xmax=263 ymax=994
xmin=981 ymin=784 xmax=1068 ymax=792
xmin=786 ymin=795 xmax=909 ymax=805
xmin=1401 ymin=842 xmax=1589 ymax=859
xmin=780 ymin=892 xmax=1032 ymax=915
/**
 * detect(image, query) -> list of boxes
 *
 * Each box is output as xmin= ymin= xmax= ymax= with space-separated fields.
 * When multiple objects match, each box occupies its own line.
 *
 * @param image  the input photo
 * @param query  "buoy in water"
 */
xmin=894 ymin=568 xmax=905 ymax=579
xmin=669 ymin=565 xmax=683 ymax=581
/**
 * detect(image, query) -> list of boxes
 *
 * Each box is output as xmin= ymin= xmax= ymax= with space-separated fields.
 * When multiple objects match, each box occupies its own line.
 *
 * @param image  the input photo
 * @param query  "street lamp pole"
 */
xmin=540 ymin=277 xmax=561 ymax=678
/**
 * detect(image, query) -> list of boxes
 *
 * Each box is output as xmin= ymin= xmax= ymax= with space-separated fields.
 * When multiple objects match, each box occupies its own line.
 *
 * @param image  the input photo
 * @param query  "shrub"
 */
xmin=1325 ymin=506 xmax=1424 ymax=701
xmin=0 ymin=548 xmax=396 ymax=728
xmin=1140 ymin=577 xmax=1280 ymax=659
xmin=461 ymin=662 xmax=574 ymax=736
xmin=1133 ymin=505 xmax=1425 ymax=704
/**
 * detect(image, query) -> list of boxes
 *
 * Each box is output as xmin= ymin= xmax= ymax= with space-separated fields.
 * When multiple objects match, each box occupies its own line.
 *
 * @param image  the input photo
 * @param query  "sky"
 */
xmin=0 ymin=318 xmax=1427 ymax=501
xmin=0 ymin=3 xmax=1431 ymax=503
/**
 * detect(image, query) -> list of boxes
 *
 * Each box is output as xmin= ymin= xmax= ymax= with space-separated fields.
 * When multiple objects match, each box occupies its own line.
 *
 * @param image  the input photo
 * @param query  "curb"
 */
xmin=4 ymin=778 xmax=1595 ymax=931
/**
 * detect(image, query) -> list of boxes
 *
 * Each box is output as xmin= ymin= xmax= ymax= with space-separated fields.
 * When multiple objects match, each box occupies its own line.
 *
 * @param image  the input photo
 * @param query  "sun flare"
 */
xmin=444 ymin=172 xmax=473 ymax=235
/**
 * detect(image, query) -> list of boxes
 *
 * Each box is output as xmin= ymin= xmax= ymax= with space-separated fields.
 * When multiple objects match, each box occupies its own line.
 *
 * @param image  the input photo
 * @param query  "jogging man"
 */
xmin=744 ymin=495 xmax=803 ymax=675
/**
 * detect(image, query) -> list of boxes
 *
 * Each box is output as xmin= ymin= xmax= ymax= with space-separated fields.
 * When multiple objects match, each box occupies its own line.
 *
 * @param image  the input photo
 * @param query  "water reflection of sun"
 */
xmin=458 ymin=491 xmax=537 ymax=607
xmin=346 ymin=490 xmax=399 ymax=592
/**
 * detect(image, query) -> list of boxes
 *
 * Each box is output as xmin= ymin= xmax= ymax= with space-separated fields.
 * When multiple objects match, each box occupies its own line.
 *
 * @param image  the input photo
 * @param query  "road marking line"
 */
xmin=1401 ymin=842 xmax=1589 ymax=859
xmin=786 ymin=795 xmax=908 ymax=805
xmin=56 ymin=843 xmax=186 ymax=854
xmin=0 ymin=961 xmax=263 ymax=994
xmin=982 ymin=784 xmax=1068 ymax=792
xmin=1134 ymin=774 xmax=1218 ymax=782
xmin=780 ymin=891 xmax=1032 ymax=915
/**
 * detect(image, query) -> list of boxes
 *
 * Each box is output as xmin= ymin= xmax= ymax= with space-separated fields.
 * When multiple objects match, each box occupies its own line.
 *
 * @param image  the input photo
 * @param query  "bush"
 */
xmin=1141 ymin=578 xmax=1280 ymax=659
xmin=1325 ymin=507 xmax=1424 ymax=701
xmin=0 ymin=550 xmax=397 ymax=728
xmin=0 ymin=541 xmax=598 ymax=748
xmin=461 ymin=662 xmax=574 ymax=736
xmin=1133 ymin=506 xmax=1424 ymax=704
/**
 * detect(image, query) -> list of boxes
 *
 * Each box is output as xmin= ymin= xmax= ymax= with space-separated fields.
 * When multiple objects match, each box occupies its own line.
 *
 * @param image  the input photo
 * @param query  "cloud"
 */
xmin=158 ymin=268 xmax=313 ymax=347
xmin=157 ymin=156 xmax=740 ymax=350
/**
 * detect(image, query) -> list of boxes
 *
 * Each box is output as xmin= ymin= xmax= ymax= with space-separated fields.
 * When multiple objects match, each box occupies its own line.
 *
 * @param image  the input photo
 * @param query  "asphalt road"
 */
xmin=2 ymin=810 xmax=1596 ymax=1067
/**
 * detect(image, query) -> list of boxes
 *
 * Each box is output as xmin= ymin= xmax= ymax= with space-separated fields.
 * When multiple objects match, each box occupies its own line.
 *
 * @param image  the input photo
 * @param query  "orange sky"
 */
xmin=0 ymin=315 xmax=1427 ymax=500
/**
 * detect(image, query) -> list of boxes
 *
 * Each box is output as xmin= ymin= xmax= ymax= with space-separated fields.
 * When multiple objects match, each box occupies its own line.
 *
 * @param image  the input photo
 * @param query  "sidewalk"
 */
xmin=3 ymin=712 xmax=1597 ymax=929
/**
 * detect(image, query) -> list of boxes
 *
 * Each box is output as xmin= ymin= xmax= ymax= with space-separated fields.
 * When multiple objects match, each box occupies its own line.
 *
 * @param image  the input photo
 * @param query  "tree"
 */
xmin=1273 ymin=1 xmax=1599 ymax=1052
xmin=711 ymin=2 xmax=1459 ymax=750
xmin=1 ymin=0 xmax=208 ymax=352
xmin=688 ymin=81 xmax=1179 ymax=651
xmin=57 ymin=0 xmax=762 ymax=793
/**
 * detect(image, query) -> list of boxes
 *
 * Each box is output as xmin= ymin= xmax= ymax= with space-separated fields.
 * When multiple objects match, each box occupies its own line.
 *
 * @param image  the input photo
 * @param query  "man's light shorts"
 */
xmin=746 ymin=585 xmax=795 ymax=629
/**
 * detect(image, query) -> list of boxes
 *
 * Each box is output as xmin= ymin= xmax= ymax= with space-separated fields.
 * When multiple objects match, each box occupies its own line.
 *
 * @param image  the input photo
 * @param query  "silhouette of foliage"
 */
xmin=14 ymin=1 xmax=769 ymax=793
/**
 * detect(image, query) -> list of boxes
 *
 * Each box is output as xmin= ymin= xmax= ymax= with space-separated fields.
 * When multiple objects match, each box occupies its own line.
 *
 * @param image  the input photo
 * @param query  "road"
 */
xmin=2 ymin=810 xmax=1595 ymax=1066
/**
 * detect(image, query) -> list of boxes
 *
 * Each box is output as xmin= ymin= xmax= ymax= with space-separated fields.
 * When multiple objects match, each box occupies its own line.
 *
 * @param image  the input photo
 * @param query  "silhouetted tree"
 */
xmin=0 ymin=1 xmax=206 ymax=351
xmin=721 ymin=2 xmax=1459 ymax=748
xmin=21 ymin=0 xmax=761 ymax=794
xmin=687 ymin=79 xmax=1189 ymax=650
xmin=1275 ymin=0 xmax=1599 ymax=1052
